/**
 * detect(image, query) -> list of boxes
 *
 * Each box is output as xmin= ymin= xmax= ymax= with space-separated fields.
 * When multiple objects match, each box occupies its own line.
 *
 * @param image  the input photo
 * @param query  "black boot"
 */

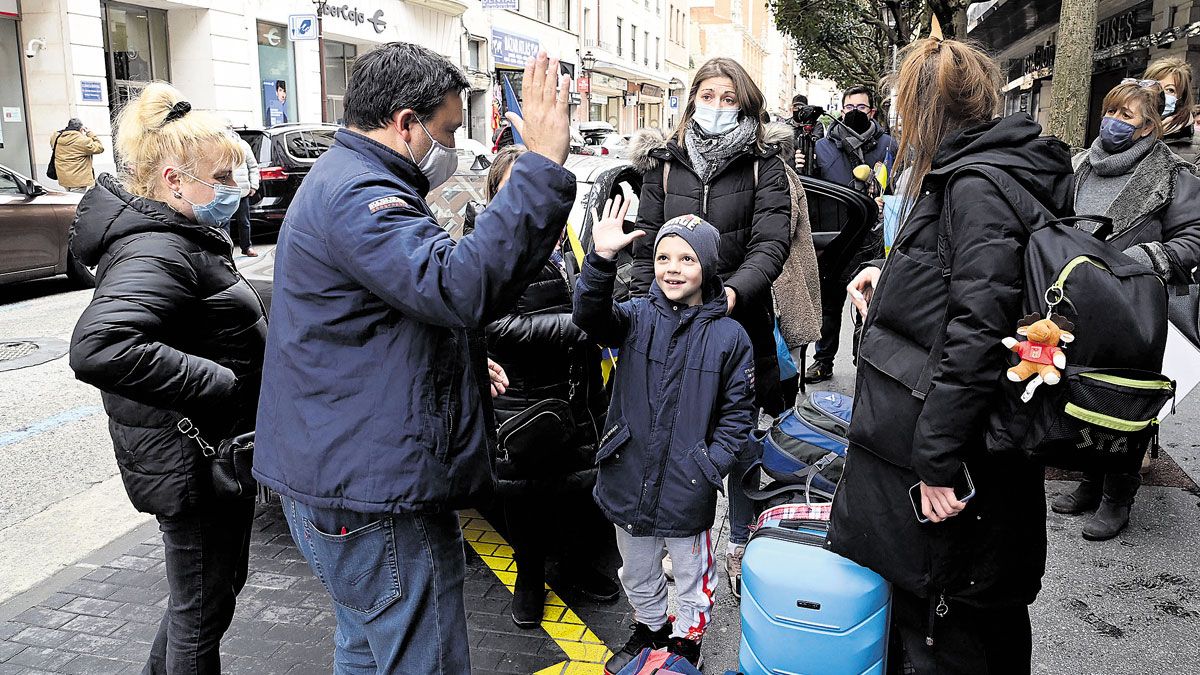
xmin=512 ymin=567 xmax=546 ymax=628
xmin=604 ymin=621 xmax=672 ymax=674
xmin=667 ymin=636 xmax=704 ymax=669
xmin=1051 ymin=475 xmax=1103 ymax=515
xmin=1082 ymin=472 xmax=1140 ymax=541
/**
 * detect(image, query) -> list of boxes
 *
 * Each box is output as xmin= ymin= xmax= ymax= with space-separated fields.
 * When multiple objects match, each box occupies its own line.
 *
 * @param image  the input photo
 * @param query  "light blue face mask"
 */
xmin=1164 ymin=93 xmax=1178 ymax=117
xmin=175 ymin=170 xmax=241 ymax=226
xmin=692 ymin=103 xmax=741 ymax=135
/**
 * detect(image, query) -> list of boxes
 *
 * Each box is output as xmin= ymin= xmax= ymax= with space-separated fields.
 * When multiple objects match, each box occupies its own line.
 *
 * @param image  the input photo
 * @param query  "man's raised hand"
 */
xmin=504 ymin=50 xmax=571 ymax=165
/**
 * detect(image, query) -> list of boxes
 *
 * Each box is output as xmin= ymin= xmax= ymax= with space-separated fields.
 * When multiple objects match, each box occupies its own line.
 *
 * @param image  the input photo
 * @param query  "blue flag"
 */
xmin=501 ymin=73 xmax=525 ymax=145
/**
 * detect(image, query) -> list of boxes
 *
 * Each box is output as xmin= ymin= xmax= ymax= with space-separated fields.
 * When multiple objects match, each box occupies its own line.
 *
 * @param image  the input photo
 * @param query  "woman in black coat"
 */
xmin=626 ymin=58 xmax=792 ymax=594
xmin=1064 ymin=79 xmax=1200 ymax=540
xmin=68 ymin=83 xmax=266 ymax=675
xmin=828 ymin=39 xmax=1072 ymax=673
xmin=479 ymin=146 xmax=617 ymax=628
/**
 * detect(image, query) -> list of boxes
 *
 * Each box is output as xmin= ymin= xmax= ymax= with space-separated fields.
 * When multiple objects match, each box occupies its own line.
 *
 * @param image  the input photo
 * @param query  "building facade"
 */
xmin=2 ymin=0 xmax=797 ymax=185
xmin=970 ymin=0 xmax=1200 ymax=144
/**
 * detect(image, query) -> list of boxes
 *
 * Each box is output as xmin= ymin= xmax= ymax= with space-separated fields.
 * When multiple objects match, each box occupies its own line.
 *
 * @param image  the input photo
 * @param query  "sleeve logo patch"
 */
xmin=368 ymin=195 xmax=409 ymax=214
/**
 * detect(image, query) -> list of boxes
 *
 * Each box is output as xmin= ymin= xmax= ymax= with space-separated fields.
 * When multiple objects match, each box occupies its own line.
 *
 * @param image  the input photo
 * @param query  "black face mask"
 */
xmin=792 ymin=109 xmax=802 ymax=123
xmin=844 ymin=109 xmax=872 ymax=135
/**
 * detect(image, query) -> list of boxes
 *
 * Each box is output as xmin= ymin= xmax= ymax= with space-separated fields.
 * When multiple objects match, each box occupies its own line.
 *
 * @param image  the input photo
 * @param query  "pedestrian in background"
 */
xmin=253 ymin=44 xmax=576 ymax=674
xmin=798 ymin=85 xmax=899 ymax=385
xmin=575 ymin=205 xmax=756 ymax=673
xmin=479 ymin=144 xmax=619 ymax=629
xmin=1061 ymin=79 xmax=1200 ymax=540
xmin=626 ymin=57 xmax=792 ymax=600
xmin=229 ymin=125 xmax=260 ymax=257
xmin=829 ymin=37 xmax=1074 ymax=673
xmin=67 ymin=82 xmax=266 ymax=674
xmin=50 ymin=118 xmax=104 ymax=192
xmin=1144 ymin=57 xmax=1199 ymax=163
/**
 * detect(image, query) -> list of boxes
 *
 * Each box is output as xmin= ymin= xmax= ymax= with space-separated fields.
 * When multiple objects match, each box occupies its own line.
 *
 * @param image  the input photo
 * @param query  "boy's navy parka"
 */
xmin=573 ymin=240 xmax=756 ymax=538
xmin=253 ymin=128 xmax=576 ymax=514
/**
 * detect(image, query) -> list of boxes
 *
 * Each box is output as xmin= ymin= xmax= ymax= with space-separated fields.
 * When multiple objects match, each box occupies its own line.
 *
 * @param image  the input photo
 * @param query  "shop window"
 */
xmin=324 ymin=40 xmax=358 ymax=125
xmin=102 ymin=2 xmax=170 ymax=109
xmin=258 ymin=21 xmax=298 ymax=126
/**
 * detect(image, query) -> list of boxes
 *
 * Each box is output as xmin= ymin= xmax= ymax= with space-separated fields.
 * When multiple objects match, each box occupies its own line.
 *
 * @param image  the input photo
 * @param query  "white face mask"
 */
xmin=692 ymin=103 xmax=741 ymax=135
xmin=403 ymin=117 xmax=457 ymax=190
xmin=1164 ymin=93 xmax=1178 ymax=117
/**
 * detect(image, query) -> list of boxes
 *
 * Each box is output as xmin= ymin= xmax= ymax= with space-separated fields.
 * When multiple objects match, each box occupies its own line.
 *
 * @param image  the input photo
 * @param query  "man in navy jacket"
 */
xmin=254 ymin=43 xmax=576 ymax=674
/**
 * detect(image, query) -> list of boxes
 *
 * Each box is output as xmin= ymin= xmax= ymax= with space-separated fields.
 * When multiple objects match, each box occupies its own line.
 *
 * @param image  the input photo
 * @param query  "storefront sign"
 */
xmin=2 ymin=107 xmax=21 ymax=123
xmin=491 ymin=28 xmax=540 ymax=68
xmin=577 ymin=76 xmax=590 ymax=94
xmin=482 ymin=0 xmax=519 ymax=8
xmin=288 ymin=15 xmax=319 ymax=41
xmin=641 ymin=83 xmax=663 ymax=98
xmin=569 ymin=92 xmax=582 ymax=105
xmin=591 ymin=73 xmax=627 ymax=92
xmin=79 ymin=79 xmax=105 ymax=104
xmin=1094 ymin=4 xmax=1149 ymax=52
xmin=624 ymin=93 xmax=639 ymax=107
xmin=313 ymin=1 xmax=386 ymax=34
xmin=1094 ymin=19 xmax=1200 ymax=61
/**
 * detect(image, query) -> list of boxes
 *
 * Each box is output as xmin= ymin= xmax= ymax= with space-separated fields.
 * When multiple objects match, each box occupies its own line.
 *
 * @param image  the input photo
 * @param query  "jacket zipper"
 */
xmin=926 ymin=591 xmax=949 ymax=647
xmin=702 ymin=184 xmax=711 ymax=217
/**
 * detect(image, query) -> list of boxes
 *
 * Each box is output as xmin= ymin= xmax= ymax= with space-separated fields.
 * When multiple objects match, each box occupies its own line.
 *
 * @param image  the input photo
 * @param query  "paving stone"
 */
xmin=38 ymin=596 xmax=75 ymax=612
xmin=81 ymin=568 xmax=119 ymax=583
xmin=57 ymin=597 xmax=123 ymax=618
xmin=0 ymin=641 xmax=26 ymax=663
xmin=58 ymin=654 xmax=129 ymax=675
xmin=253 ymin=606 xmax=322 ymax=626
xmin=107 ymin=556 xmax=158 ymax=573
xmin=10 ymin=628 xmax=74 ymax=650
xmin=6 ymin=646 xmax=77 ymax=670
xmin=60 ymin=581 xmax=119 ymax=600
xmin=108 ymin=622 xmax=159 ymax=644
xmin=0 ymin=624 xmax=22 ymax=642
xmin=58 ymin=615 xmax=125 ymax=637
xmin=56 ymin=633 xmax=125 ymax=658
xmin=106 ymin=603 xmax=162 ymax=625
xmin=262 ymin=622 xmax=329 ymax=645
xmin=220 ymin=634 xmax=283 ymax=659
xmin=104 ymin=640 xmax=152 ymax=664
xmin=10 ymin=610 xmax=73 ymax=632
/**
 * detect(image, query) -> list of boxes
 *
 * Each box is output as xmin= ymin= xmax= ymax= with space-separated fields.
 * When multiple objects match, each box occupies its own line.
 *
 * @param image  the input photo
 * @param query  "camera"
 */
xmin=793 ymin=104 xmax=825 ymax=176
xmin=25 ymin=38 xmax=47 ymax=59
xmin=794 ymin=104 xmax=825 ymax=126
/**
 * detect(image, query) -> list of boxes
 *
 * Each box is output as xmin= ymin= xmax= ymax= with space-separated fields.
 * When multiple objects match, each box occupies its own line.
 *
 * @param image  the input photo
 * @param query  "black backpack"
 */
xmin=941 ymin=165 xmax=1175 ymax=474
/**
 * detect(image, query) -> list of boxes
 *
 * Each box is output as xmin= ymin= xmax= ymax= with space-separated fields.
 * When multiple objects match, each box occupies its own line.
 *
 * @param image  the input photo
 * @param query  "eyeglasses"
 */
xmin=1121 ymin=78 xmax=1162 ymax=90
xmin=843 ymin=103 xmax=872 ymax=112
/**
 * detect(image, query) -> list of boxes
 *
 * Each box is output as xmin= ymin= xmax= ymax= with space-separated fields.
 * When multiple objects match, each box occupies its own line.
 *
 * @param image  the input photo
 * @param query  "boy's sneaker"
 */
xmin=725 ymin=545 xmax=745 ymax=599
xmin=667 ymin=636 xmax=704 ymax=669
xmin=604 ymin=621 xmax=672 ymax=674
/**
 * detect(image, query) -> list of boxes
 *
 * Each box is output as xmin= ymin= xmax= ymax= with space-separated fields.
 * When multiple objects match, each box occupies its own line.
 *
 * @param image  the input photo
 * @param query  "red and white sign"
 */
xmin=577 ymin=76 xmax=590 ymax=94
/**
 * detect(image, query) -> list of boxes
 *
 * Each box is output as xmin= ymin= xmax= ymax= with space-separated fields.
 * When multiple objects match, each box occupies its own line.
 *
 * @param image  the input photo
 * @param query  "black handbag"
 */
xmin=46 ymin=130 xmax=64 ymax=181
xmin=495 ymin=398 xmax=575 ymax=480
xmin=177 ymin=419 xmax=257 ymax=499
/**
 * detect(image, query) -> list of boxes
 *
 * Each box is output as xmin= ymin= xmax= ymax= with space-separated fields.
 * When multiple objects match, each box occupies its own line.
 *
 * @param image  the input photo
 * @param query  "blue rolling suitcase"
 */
xmin=739 ymin=518 xmax=890 ymax=675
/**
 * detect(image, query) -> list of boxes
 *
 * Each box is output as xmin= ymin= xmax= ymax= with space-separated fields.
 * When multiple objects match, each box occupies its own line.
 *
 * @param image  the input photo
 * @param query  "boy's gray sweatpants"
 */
xmin=613 ymin=526 xmax=717 ymax=640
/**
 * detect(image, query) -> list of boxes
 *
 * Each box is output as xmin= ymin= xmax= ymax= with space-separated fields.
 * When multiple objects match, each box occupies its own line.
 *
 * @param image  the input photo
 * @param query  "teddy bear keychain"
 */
xmin=1002 ymin=312 xmax=1076 ymax=403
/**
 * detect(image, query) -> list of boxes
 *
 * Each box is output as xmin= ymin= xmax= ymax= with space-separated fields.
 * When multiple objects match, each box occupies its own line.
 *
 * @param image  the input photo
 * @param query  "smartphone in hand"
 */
xmin=909 ymin=464 xmax=975 ymax=524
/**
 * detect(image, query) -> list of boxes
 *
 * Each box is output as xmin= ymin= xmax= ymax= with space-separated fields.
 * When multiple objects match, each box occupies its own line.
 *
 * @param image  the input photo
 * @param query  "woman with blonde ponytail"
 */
xmin=827 ymin=38 xmax=1074 ymax=673
xmin=67 ymin=82 xmax=266 ymax=674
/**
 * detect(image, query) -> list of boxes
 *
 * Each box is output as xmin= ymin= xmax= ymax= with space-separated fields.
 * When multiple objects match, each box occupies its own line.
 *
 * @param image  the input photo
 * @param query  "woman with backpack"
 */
xmin=1059 ymin=79 xmax=1200 ymax=541
xmin=625 ymin=57 xmax=795 ymax=599
xmin=67 ymin=83 xmax=266 ymax=674
xmin=827 ymin=37 xmax=1074 ymax=672
xmin=478 ymin=145 xmax=620 ymax=628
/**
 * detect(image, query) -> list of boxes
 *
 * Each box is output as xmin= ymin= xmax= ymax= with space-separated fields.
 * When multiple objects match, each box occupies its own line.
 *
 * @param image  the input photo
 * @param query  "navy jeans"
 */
xmin=283 ymin=497 xmax=470 ymax=675
xmin=727 ymin=439 xmax=764 ymax=547
xmin=229 ymin=197 xmax=252 ymax=251
xmin=143 ymin=497 xmax=255 ymax=675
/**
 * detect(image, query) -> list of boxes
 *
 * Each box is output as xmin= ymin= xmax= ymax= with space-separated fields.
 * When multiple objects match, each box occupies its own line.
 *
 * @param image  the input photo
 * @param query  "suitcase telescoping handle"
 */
xmin=739 ymin=459 xmax=836 ymax=505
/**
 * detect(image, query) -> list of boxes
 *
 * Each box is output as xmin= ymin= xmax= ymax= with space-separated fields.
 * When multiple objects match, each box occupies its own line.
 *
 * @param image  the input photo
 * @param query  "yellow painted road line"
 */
xmin=460 ymin=510 xmax=613 ymax=675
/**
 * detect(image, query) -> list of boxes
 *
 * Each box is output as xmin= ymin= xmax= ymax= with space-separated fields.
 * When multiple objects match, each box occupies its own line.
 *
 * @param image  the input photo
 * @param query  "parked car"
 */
xmin=234 ymin=123 xmax=338 ymax=246
xmin=575 ymin=122 xmax=630 ymax=157
xmin=0 ymin=163 xmax=91 ymax=288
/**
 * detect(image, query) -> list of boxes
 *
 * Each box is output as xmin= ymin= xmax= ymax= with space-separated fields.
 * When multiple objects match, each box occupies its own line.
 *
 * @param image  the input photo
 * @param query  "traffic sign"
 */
xmin=288 ymin=14 xmax=318 ymax=41
xmin=669 ymin=95 xmax=679 ymax=110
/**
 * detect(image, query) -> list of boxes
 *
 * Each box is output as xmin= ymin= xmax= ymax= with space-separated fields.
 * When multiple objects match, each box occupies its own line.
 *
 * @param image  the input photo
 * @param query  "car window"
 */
xmin=0 ymin=171 xmax=21 ymax=195
xmin=283 ymin=129 xmax=337 ymax=161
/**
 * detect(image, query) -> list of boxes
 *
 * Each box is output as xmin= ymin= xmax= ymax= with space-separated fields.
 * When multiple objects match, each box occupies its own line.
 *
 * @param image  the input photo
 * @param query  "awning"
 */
xmin=592 ymin=60 xmax=669 ymax=88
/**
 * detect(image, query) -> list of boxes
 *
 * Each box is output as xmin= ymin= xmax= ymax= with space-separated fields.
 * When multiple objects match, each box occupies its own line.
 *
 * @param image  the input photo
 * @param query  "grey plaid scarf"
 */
xmin=685 ymin=117 xmax=758 ymax=183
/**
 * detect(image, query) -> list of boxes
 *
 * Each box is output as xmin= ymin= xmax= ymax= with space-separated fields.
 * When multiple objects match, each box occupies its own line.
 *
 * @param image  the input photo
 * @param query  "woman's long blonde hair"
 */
xmin=114 ymin=82 xmax=242 ymax=199
xmin=891 ymin=39 xmax=1001 ymax=202
xmin=1144 ymin=57 xmax=1194 ymax=135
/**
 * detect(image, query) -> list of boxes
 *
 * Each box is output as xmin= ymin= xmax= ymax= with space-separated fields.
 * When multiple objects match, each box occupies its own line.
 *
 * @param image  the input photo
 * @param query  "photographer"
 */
xmin=799 ymin=86 xmax=898 ymax=384
xmin=790 ymin=94 xmax=825 ymax=175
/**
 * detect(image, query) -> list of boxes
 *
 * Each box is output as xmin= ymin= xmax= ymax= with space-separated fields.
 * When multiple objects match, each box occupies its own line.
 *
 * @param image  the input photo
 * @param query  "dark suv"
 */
xmin=235 ymin=124 xmax=338 ymax=244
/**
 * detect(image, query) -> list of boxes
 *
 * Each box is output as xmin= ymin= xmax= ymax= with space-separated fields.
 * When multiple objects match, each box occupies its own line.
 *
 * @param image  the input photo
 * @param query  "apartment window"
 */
xmin=644 ymin=31 xmax=649 ymax=65
xmin=558 ymin=0 xmax=570 ymax=30
xmin=468 ymin=38 xmax=483 ymax=70
xmin=617 ymin=18 xmax=623 ymax=56
xmin=668 ymin=4 xmax=674 ymax=39
xmin=657 ymin=0 xmax=661 ymax=16
xmin=631 ymin=24 xmax=637 ymax=63
xmin=584 ymin=7 xmax=591 ymax=40
xmin=655 ymin=37 xmax=660 ymax=69
xmin=537 ymin=0 xmax=550 ymax=22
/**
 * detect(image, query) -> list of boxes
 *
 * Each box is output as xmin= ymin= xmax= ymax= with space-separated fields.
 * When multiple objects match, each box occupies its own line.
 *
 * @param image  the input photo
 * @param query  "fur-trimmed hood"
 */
xmin=626 ymin=122 xmax=795 ymax=174
xmin=1073 ymin=140 xmax=1200 ymax=239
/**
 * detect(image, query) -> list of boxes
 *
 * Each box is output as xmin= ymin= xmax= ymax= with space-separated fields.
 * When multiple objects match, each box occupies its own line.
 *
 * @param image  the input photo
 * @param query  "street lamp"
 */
xmin=578 ymin=50 xmax=597 ymax=121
